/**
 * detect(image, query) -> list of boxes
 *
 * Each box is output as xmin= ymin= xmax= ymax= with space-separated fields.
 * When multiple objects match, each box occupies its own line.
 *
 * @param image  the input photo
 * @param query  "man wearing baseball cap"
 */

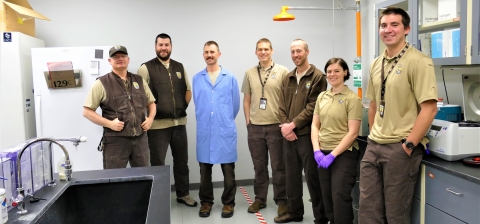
xmin=83 ymin=45 xmax=157 ymax=169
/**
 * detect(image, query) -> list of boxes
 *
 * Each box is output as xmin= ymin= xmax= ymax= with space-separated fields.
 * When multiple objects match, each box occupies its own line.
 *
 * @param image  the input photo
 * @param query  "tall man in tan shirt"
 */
xmin=137 ymin=33 xmax=197 ymax=207
xmin=241 ymin=38 xmax=289 ymax=216
xmin=359 ymin=7 xmax=438 ymax=223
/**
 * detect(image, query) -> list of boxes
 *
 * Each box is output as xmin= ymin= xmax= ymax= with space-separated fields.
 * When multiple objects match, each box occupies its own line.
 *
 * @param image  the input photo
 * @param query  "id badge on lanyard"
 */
xmin=259 ymin=98 xmax=267 ymax=110
xmin=379 ymin=101 xmax=385 ymax=117
xmin=257 ymin=64 xmax=274 ymax=111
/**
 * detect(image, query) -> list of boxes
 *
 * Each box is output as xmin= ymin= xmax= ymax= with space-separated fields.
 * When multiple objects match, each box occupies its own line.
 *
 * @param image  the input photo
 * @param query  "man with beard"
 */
xmin=274 ymin=39 xmax=328 ymax=224
xmin=137 ymin=33 xmax=197 ymax=207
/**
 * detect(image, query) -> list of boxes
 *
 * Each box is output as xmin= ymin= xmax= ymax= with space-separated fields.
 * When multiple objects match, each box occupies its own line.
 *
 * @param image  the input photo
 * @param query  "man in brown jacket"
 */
xmin=274 ymin=39 xmax=328 ymax=224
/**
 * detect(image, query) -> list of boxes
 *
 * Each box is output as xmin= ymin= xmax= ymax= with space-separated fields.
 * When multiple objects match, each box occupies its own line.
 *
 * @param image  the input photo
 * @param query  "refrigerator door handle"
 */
xmin=35 ymin=92 xmax=42 ymax=137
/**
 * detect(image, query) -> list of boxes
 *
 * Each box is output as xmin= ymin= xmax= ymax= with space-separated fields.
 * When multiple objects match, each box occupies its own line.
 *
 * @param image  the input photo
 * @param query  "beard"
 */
xmin=156 ymin=50 xmax=171 ymax=61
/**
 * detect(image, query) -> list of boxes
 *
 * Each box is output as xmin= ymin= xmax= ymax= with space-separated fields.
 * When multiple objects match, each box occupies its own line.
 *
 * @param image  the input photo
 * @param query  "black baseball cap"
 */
xmin=109 ymin=45 xmax=128 ymax=57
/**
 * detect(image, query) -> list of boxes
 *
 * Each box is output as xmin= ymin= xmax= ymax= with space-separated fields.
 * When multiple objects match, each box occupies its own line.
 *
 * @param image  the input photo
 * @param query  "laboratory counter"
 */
xmin=421 ymin=155 xmax=480 ymax=185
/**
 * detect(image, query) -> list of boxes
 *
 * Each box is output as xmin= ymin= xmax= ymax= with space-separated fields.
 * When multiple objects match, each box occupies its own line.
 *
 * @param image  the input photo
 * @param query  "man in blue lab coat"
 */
xmin=192 ymin=40 xmax=240 ymax=219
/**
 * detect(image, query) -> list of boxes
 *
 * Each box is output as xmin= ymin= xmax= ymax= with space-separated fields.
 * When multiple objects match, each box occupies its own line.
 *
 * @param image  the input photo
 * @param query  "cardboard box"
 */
xmin=0 ymin=0 xmax=50 ymax=37
xmin=438 ymin=0 xmax=460 ymax=21
xmin=419 ymin=0 xmax=438 ymax=25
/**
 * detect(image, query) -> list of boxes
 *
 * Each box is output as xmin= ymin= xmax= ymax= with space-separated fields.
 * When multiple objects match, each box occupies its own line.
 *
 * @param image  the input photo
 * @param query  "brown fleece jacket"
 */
xmin=278 ymin=64 xmax=327 ymax=136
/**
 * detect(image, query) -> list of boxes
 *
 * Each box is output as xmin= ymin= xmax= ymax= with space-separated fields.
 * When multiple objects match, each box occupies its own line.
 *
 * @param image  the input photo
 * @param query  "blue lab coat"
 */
xmin=192 ymin=67 xmax=240 ymax=164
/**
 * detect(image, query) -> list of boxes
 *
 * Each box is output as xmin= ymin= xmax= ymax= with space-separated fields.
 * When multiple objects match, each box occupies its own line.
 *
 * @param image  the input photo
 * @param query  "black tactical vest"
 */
xmin=143 ymin=58 xmax=187 ymax=119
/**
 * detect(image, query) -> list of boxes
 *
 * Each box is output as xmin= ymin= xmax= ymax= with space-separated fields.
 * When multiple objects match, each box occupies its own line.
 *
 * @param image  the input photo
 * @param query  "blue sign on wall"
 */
xmin=3 ymin=32 xmax=12 ymax=42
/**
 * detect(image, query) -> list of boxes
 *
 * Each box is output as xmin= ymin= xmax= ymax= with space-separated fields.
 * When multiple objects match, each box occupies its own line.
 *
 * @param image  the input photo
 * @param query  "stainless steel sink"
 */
xmin=7 ymin=166 xmax=171 ymax=224
xmin=36 ymin=180 xmax=152 ymax=224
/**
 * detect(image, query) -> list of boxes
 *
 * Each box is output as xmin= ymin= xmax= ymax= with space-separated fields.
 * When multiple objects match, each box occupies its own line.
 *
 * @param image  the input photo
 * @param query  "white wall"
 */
xmin=28 ymin=0 xmax=374 ymax=184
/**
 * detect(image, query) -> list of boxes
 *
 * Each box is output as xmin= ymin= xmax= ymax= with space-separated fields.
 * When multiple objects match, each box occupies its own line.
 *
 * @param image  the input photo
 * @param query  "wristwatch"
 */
xmin=402 ymin=139 xmax=415 ymax=150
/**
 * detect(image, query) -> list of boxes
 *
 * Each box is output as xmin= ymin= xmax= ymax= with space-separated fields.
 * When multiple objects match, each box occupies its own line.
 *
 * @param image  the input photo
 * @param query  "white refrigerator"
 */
xmin=31 ymin=46 xmax=113 ymax=171
xmin=0 ymin=32 xmax=44 ymax=150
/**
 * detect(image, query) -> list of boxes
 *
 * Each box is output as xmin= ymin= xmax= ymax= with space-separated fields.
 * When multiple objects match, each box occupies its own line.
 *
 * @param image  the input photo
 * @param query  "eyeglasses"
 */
xmin=111 ymin=54 xmax=127 ymax=59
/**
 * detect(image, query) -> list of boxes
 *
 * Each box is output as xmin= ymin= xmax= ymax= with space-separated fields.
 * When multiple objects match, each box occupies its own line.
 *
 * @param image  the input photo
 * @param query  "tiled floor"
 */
xmin=171 ymin=184 xmax=316 ymax=224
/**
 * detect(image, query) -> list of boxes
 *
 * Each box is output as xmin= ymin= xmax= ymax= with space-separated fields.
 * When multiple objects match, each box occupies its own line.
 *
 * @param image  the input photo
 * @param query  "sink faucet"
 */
xmin=13 ymin=137 xmax=85 ymax=215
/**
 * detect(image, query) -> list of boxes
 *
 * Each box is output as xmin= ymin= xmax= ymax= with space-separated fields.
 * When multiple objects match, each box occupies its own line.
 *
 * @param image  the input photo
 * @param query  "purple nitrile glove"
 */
xmin=314 ymin=150 xmax=325 ymax=168
xmin=425 ymin=143 xmax=430 ymax=155
xmin=319 ymin=154 xmax=336 ymax=169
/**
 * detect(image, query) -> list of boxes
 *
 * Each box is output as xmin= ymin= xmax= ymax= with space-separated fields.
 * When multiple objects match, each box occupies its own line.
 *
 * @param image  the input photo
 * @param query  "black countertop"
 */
xmin=356 ymin=136 xmax=480 ymax=185
xmin=7 ymin=165 xmax=170 ymax=223
xmin=421 ymin=155 xmax=480 ymax=185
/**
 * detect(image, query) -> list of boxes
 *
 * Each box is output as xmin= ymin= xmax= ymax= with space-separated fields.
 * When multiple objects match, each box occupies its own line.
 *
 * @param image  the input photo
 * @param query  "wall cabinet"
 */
xmin=471 ymin=0 xmax=480 ymax=64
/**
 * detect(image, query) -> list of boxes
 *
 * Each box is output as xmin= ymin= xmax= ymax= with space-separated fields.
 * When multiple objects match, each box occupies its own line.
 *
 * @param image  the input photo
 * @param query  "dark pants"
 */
xmin=284 ymin=135 xmax=328 ymax=224
xmin=318 ymin=149 xmax=359 ymax=224
xmin=147 ymin=125 xmax=190 ymax=197
xmin=359 ymin=138 xmax=423 ymax=224
xmin=199 ymin=162 xmax=236 ymax=206
xmin=247 ymin=124 xmax=286 ymax=205
xmin=102 ymin=132 xmax=149 ymax=169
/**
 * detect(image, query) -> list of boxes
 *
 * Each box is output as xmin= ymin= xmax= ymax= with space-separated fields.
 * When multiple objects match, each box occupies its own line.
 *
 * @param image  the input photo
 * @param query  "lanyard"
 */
xmin=257 ymin=62 xmax=275 ymax=98
xmin=380 ymin=44 xmax=409 ymax=103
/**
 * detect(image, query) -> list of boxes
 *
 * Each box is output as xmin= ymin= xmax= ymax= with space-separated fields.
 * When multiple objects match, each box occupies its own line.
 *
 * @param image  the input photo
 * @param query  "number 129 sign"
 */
xmin=52 ymin=80 xmax=72 ymax=88
xmin=49 ymin=70 xmax=76 ymax=89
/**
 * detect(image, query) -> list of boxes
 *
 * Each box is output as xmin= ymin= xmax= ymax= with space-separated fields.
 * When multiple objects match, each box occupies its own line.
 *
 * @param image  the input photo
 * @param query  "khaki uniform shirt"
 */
xmin=83 ymin=75 xmax=155 ymax=110
xmin=137 ymin=60 xmax=191 ymax=129
xmin=314 ymin=86 xmax=362 ymax=150
xmin=366 ymin=44 xmax=438 ymax=146
xmin=241 ymin=62 xmax=289 ymax=125
xmin=208 ymin=70 xmax=220 ymax=85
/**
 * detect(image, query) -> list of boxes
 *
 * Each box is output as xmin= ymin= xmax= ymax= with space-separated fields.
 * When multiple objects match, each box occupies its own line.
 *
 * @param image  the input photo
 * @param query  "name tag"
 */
xmin=259 ymin=98 xmax=267 ymax=110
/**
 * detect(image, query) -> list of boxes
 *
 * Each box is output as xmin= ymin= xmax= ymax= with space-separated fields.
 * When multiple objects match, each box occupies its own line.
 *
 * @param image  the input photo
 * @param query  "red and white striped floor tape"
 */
xmin=239 ymin=187 xmax=267 ymax=224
